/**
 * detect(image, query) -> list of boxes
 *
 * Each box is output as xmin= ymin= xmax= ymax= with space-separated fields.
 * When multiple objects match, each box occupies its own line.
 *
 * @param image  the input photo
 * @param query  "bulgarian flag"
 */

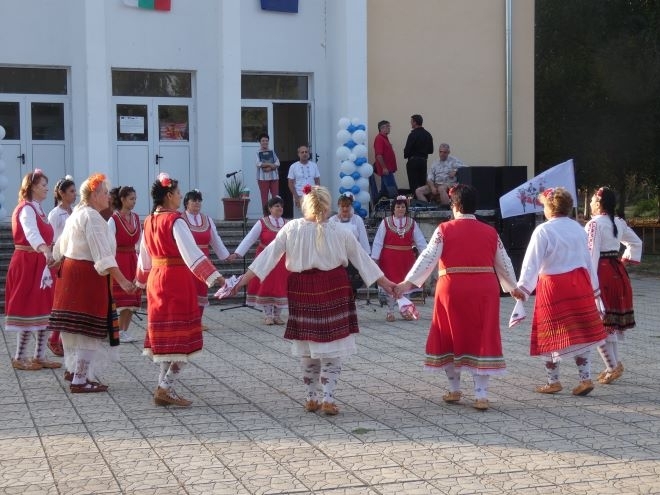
xmin=123 ymin=0 xmax=171 ymax=11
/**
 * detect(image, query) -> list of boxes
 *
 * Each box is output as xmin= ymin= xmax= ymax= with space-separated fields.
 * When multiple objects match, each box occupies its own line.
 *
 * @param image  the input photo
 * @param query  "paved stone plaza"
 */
xmin=1 ymin=276 xmax=659 ymax=494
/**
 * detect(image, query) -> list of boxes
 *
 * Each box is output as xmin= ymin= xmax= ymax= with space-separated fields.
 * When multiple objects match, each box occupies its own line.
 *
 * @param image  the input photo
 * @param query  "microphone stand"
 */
xmin=220 ymin=194 xmax=260 ymax=313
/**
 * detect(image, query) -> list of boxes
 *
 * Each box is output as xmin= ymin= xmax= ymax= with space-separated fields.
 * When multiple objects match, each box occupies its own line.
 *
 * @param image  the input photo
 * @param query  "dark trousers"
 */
xmin=406 ymin=158 xmax=428 ymax=192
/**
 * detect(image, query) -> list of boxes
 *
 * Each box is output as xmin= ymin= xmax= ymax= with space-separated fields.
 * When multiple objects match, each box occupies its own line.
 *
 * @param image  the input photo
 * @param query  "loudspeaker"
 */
xmin=456 ymin=167 xmax=499 ymax=209
xmin=500 ymin=213 xmax=536 ymax=250
xmin=498 ymin=166 xmax=528 ymax=195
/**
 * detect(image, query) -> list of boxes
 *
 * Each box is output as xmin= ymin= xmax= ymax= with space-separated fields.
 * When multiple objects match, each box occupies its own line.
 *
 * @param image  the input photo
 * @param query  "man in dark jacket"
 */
xmin=403 ymin=114 xmax=434 ymax=193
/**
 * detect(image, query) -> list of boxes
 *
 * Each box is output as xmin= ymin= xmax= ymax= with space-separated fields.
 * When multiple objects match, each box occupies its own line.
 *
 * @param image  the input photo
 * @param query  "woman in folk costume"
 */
xmin=371 ymin=195 xmax=427 ymax=322
xmin=232 ymin=185 xmax=396 ymax=415
xmin=585 ymin=187 xmax=642 ymax=384
xmin=5 ymin=169 xmax=60 ymax=371
xmin=46 ymin=175 xmax=76 ymax=357
xmin=108 ymin=186 xmax=142 ymax=344
xmin=181 ymin=189 xmax=230 ymax=329
xmin=232 ymin=195 xmax=289 ymax=325
xmin=511 ymin=187 xmax=607 ymax=397
xmin=328 ymin=192 xmax=371 ymax=294
xmin=49 ymin=173 xmax=137 ymax=393
xmin=136 ymin=173 xmax=225 ymax=407
xmin=395 ymin=185 xmax=518 ymax=410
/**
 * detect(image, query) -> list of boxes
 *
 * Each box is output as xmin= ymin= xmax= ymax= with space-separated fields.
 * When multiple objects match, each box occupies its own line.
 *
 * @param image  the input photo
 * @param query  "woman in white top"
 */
xmin=46 ymin=175 xmax=76 ymax=357
xmin=232 ymin=185 xmax=395 ymax=416
xmin=585 ymin=187 xmax=642 ymax=385
xmin=511 ymin=187 xmax=606 ymax=397
xmin=328 ymin=192 xmax=371 ymax=294
xmin=181 ymin=189 xmax=231 ymax=329
xmin=233 ymin=196 xmax=289 ymax=325
xmin=50 ymin=173 xmax=137 ymax=393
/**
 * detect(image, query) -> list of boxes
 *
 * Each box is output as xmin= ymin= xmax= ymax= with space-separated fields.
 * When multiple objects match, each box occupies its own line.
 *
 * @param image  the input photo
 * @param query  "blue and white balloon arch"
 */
xmin=336 ymin=117 xmax=372 ymax=218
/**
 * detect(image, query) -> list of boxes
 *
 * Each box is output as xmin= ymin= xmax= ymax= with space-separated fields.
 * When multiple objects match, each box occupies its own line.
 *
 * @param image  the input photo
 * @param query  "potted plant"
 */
xmin=222 ymin=174 xmax=250 ymax=220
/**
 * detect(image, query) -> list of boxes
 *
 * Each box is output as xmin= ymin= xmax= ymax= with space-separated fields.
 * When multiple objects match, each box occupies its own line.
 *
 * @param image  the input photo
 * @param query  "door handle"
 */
xmin=155 ymin=154 xmax=163 ymax=165
xmin=17 ymin=153 xmax=25 ymax=165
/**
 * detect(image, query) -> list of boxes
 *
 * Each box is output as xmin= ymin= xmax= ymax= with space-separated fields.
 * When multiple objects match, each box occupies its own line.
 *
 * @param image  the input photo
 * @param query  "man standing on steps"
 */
xmin=287 ymin=145 xmax=321 ymax=218
xmin=373 ymin=120 xmax=399 ymax=199
xmin=403 ymin=114 xmax=434 ymax=193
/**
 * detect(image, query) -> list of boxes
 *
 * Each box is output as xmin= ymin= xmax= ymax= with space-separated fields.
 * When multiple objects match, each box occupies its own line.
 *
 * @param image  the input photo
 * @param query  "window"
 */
xmin=0 ymin=67 xmax=67 ymax=95
xmin=112 ymin=71 xmax=192 ymax=97
xmin=241 ymin=74 xmax=308 ymax=100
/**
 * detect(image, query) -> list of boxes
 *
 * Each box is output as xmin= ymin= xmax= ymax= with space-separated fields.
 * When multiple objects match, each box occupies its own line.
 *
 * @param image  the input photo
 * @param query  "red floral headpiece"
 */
xmin=88 ymin=173 xmax=106 ymax=192
xmin=157 ymin=172 xmax=172 ymax=188
xmin=448 ymin=185 xmax=458 ymax=196
xmin=541 ymin=188 xmax=555 ymax=199
xmin=302 ymin=184 xmax=313 ymax=195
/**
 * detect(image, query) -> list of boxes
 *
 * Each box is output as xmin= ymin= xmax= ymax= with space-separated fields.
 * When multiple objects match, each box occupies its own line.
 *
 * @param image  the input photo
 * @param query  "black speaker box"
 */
xmin=500 ymin=213 xmax=536 ymax=250
xmin=498 ymin=166 xmax=528 ymax=195
xmin=456 ymin=167 xmax=499 ymax=209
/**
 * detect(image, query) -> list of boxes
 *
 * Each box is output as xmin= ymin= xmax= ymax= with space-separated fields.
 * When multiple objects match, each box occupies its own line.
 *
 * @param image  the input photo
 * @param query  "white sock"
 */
xmin=444 ymin=364 xmax=461 ymax=392
xmin=320 ymin=358 xmax=342 ymax=404
xmin=473 ymin=375 xmax=489 ymax=400
xmin=300 ymin=357 xmax=321 ymax=401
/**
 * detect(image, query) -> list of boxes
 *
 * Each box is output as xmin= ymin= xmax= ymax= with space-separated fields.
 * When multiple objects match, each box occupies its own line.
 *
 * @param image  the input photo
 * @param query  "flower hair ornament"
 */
xmin=448 ymin=185 xmax=458 ymax=196
xmin=541 ymin=187 xmax=555 ymax=199
xmin=302 ymin=184 xmax=313 ymax=195
xmin=158 ymin=172 xmax=172 ymax=188
xmin=88 ymin=173 xmax=106 ymax=192
xmin=340 ymin=192 xmax=353 ymax=200
xmin=31 ymin=168 xmax=43 ymax=182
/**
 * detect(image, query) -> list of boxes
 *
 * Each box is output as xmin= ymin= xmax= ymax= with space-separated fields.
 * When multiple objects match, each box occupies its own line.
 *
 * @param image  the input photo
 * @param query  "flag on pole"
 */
xmin=499 ymin=159 xmax=577 ymax=219
xmin=123 ymin=0 xmax=171 ymax=11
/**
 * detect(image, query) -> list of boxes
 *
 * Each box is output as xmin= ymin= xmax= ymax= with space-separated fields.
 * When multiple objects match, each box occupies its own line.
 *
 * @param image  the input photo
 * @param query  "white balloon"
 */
xmin=357 ymin=190 xmax=370 ymax=205
xmin=351 ymin=117 xmax=361 ymax=126
xmin=356 ymin=177 xmax=369 ymax=190
xmin=336 ymin=146 xmax=351 ymax=161
xmin=338 ymin=117 xmax=350 ymax=129
xmin=353 ymin=144 xmax=368 ymax=158
xmin=0 ymin=125 xmax=5 ymax=140
xmin=340 ymin=175 xmax=355 ymax=189
xmin=358 ymin=163 xmax=374 ymax=178
xmin=348 ymin=153 xmax=356 ymax=162
xmin=336 ymin=129 xmax=351 ymax=143
xmin=0 ymin=159 xmax=5 ymax=173
xmin=340 ymin=160 xmax=356 ymax=175
xmin=351 ymin=129 xmax=367 ymax=144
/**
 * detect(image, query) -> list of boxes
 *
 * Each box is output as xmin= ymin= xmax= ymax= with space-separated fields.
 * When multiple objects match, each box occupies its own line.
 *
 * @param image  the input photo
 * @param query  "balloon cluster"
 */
xmin=0 ymin=126 xmax=7 ymax=220
xmin=336 ymin=117 xmax=372 ymax=218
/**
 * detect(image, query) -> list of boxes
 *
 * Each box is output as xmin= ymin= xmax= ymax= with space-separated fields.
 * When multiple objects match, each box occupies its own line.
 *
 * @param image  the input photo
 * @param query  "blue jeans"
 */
xmin=378 ymin=173 xmax=398 ymax=198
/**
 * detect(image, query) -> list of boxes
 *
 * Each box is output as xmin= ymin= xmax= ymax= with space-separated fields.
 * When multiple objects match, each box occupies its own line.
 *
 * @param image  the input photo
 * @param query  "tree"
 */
xmin=536 ymin=0 xmax=660 ymax=218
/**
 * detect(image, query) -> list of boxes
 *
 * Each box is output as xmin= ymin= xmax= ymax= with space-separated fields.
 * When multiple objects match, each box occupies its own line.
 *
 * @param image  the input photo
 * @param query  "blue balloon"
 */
xmin=351 ymin=185 xmax=360 ymax=194
xmin=347 ymin=124 xmax=357 ymax=133
xmin=353 ymin=200 xmax=361 ymax=210
xmin=339 ymin=172 xmax=346 ymax=178
xmin=343 ymin=140 xmax=357 ymax=149
xmin=354 ymin=157 xmax=367 ymax=166
xmin=358 ymin=208 xmax=368 ymax=218
xmin=351 ymin=172 xmax=361 ymax=180
xmin=339 ymin=186 xmax=346 ymax=194
xmin=356 ymin=124 xmax=366 ymax=131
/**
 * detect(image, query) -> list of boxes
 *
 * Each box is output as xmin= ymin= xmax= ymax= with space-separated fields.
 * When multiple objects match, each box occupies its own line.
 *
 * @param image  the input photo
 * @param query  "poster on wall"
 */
xmin=119 ymin=116 xmax=145 ymax=135
xmin=159 ymin=122 xmax=188 ymax=141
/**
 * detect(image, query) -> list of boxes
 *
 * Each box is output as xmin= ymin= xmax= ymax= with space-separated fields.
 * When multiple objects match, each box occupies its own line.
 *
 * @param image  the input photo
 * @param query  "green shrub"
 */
xmin=633 ymin=198 xmax=658 ymax=217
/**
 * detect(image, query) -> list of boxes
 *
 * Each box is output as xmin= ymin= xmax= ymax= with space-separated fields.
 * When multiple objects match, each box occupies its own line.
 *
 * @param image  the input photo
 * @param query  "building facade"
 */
xmin=0 ymin=0 xmax=533 ymax=219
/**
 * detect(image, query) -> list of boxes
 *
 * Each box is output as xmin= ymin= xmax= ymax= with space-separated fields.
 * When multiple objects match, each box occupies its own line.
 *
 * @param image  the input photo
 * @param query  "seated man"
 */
xmin=415 ymin=143 xmax=465 ymax=205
